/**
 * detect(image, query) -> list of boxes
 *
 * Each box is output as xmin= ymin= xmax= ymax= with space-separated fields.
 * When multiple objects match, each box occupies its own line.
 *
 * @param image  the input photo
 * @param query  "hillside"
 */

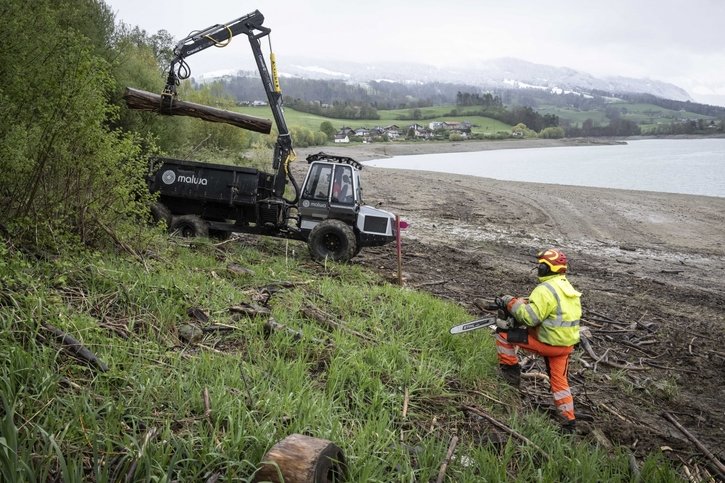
xmin=213 ymin=70 xmax=725 ymax=137
xmin=1 ymin=2 xmax=722 ymax=480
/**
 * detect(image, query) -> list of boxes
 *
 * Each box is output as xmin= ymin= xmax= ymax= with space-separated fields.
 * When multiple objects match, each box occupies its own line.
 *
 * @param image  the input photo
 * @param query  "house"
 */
xmin=354 ymin=128 xmax=370 ymax=137
xmin=443 ymin=121 xmax=472 ymax=133
xmin=406 ymin=124 xmax=432 ymax=139
xmin=334 ymin=133 xmax=350 ymax=143
xmin=384 ymin=125 xmax=401 ymax=139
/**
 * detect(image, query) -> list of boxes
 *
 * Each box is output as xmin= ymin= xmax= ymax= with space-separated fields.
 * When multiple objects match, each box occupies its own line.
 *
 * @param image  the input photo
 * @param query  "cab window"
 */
xmin=302 ymin=164 xmax=333 ymax=201
xmin=331 ymin=165 xmax=354 ymax=204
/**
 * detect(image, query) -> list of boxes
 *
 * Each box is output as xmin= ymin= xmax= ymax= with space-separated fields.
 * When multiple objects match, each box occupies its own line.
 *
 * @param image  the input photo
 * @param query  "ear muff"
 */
xmin=538 ymin=263 xmax=552 ymax=277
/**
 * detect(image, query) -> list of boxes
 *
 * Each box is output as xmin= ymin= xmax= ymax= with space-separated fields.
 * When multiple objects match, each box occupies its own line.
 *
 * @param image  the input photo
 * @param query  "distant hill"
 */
xmin=200 ymin=56 xmax=694 ymax=104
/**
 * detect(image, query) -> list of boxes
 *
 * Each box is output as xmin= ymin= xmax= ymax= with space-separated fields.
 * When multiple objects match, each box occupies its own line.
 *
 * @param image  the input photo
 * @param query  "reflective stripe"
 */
xmin=557 ymin=402 xmax=574 ymax=412
xmin=495 ymin=334 xmax=508 ymax=344
xmin=553 ymin=389 xmax=572 ymax=400
xmin=523 ymin=304 xmax=541 ymax=324
xmin=541 ymin=282 xmax=580 ymax=328
xmin=496 ymin=346 xmax=517 ymax=356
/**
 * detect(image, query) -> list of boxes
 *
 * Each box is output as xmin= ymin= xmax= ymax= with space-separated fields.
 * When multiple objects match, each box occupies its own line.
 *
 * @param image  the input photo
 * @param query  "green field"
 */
xmin=538 ymin=102 xmax=715 ymax=128
xmin=235 ymin=105 xmax=512 ymax=135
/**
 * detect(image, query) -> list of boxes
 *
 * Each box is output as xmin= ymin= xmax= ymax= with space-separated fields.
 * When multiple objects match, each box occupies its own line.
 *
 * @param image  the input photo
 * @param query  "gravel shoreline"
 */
xmin=295 ymin=137 xmax=624 ymax=162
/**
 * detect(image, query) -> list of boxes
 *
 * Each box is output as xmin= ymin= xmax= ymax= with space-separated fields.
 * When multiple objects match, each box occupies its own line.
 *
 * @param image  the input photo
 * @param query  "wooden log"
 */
xmin=253 ymin=434 xmax=347 ymax=483
xmin=40 ymin=322 xmax=108 ymax=372
xmin=663 ymin=412 xmax=725 ymax=478
xmin=123 ymin=87 xmax=272 ymax=134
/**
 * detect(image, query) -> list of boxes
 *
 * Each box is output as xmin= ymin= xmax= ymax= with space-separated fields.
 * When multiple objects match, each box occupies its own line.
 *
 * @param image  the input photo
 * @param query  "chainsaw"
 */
xmin=450 ymin=297 xmax=529 ymax=343
xmin=449 ymin=297 xmax=508 ymax=335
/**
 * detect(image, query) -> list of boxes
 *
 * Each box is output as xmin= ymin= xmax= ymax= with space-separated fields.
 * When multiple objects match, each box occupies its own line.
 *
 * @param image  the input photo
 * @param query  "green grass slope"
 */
xmin=0 ymin=236 xmax=679 ymax=481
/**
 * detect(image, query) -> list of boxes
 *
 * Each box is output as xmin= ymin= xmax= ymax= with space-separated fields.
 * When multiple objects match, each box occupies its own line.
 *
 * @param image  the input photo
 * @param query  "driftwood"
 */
xmin=124 ymin=87 xmax=272 ymax=134
xmin=462 ymin=404 xmax=550 ymax=460
xmin=402 ymin=387 xmax=409 ymax=419
xmin=302 ymin=304 xmax=375 ymax=342
xmin=628 ymin=452 xmax=641 ymax=482
xmin=580 ymin=335 xmax=649 ymax=371
xmin=662 ymin=412 xmax=725 ymax=478
xmin=263 ymin=318 xmax=302 ymax=341
xmin=262 ymin=317 xmax=327 ymax=345
xmin=40 ymin=322 xmax=108 ymax=372
xmin=230 ymin=302 xmax=271 ymax=318
xmin=435 ymin=435 xmax=459 ymax=483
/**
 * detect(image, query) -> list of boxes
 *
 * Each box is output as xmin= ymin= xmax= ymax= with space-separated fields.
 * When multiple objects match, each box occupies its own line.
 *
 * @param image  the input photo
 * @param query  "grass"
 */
xmin=234 ymin=105 xmax=513 ymax=135
xmin=0 ymin=235 xmax=683 ymax=481
xmin=538 ymin=102 xmax=715 ymax=128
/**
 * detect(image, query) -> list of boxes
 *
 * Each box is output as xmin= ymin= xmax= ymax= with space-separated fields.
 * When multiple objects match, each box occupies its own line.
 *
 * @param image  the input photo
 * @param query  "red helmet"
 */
xmin=537 ymin=248 xmax=567 ymax=273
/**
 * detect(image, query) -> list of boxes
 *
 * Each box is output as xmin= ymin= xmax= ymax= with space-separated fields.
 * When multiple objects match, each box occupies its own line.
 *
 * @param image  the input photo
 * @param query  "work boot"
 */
xmin=499 ymin=364 xmax=521 ymax=388
xmin=561 ymin=419 xmax=576 ymax=434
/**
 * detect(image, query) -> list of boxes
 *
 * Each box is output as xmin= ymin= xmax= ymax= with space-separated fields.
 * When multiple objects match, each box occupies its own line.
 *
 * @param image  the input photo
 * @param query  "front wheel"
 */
xmin=169 ymin=215 xmax=208 ymax=238
xmin=308 ymin=219 xmax=356 ymax=262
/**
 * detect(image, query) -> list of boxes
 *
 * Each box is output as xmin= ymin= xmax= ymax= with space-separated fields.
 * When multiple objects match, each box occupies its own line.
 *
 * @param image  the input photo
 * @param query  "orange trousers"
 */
xmin=496 ymin=330 xmax=575 ymax=421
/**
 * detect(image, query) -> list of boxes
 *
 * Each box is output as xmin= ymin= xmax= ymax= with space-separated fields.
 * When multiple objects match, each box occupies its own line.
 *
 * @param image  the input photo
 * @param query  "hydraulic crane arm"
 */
xmin=162 ymin=10 xmax=293 ymax=198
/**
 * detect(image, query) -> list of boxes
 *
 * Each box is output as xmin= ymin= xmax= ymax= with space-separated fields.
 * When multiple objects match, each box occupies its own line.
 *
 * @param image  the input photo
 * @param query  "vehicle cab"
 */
xmin=297 ymin=153 xmax=397 ymax=252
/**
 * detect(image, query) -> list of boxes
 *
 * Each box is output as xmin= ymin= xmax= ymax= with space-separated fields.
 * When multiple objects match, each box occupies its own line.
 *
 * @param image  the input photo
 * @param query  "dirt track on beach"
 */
xmin=296 ymin=139 xmax=725 ymax=471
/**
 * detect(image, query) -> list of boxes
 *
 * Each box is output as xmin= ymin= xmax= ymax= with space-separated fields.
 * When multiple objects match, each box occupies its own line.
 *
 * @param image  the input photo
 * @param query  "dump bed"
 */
xmin=149 ymin=157 xmax=274 ymax=206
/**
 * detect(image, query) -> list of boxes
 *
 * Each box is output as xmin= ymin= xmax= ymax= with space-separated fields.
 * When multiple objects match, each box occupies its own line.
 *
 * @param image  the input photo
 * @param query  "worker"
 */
xmin=331 ymin=170 xmax=343 ymax=201
xmin=495 ymin=248 xmax=582 ymax=433
xmin=332 ymin=172 xmax=352 ymax=203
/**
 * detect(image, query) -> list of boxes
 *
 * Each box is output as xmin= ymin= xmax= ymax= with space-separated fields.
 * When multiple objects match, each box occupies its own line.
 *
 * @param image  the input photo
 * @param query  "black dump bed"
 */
xmin=148 ymin=157 xmax=279 ymax=226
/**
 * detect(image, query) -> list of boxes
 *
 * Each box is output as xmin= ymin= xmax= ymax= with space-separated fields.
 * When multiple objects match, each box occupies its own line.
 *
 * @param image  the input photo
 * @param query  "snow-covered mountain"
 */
xmin=202 ymin=56 xmax=692 ymax=102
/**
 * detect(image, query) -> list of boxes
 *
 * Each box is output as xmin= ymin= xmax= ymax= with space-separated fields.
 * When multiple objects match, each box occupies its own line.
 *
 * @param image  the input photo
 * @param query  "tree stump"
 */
xmin=253 ymin=434 xmax=347 ymax=483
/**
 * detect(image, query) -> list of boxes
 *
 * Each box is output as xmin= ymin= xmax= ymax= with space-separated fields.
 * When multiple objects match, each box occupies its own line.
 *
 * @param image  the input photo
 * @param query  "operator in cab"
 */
xmin=494 ymin=248 xmax=582 ymax=433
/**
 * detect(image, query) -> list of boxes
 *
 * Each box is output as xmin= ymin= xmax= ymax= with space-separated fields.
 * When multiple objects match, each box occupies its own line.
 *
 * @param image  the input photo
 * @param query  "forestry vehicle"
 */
xmin=147 ymin=10 xmax=397 ymax=262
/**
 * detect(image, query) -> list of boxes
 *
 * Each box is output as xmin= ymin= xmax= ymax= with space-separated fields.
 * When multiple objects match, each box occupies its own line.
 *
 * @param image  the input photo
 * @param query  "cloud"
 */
xmin=105 ymin=0 xmax=725 ymax=105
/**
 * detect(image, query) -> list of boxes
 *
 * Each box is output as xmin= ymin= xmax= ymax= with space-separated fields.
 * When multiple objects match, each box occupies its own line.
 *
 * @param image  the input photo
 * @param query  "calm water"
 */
xmin=363 ymin=138 xmax=725 ymax=198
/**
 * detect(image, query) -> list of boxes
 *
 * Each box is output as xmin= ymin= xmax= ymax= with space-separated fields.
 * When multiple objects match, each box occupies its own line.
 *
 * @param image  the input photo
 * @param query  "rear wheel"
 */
xmin=308 ymin=219 xmax=356 ymax=262
xmin=150 ymin=202 xmax=172 ymax=228
xmin=170 ymin=215 xmax=208 ymax=238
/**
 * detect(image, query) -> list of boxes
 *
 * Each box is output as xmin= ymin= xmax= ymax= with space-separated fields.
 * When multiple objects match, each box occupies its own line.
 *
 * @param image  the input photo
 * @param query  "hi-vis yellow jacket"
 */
xmin=509 ymin=274 xmax=582 ymax=346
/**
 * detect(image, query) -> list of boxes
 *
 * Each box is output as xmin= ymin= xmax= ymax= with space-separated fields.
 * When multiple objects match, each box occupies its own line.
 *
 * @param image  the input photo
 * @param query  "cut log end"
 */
xmin=253 ymin=434 xmax=347 ymax=483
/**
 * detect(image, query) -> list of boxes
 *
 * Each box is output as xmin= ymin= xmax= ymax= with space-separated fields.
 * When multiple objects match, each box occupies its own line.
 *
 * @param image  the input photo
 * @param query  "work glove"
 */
xmin=496 ymin=318 xmax=515 ymax=330
xmin=495 ymin=295 xmax=512 ymax=310
xmin=497 ymin=295 xmax=517 ymax=315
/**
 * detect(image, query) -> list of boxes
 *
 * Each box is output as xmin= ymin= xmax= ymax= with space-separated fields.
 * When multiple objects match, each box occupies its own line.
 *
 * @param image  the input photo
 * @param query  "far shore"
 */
xmin=294 ymin=134 xmax=723 ymax=163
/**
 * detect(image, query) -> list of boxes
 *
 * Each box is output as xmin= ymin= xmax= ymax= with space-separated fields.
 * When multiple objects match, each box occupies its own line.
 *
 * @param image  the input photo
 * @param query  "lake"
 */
xmin=363 ymin=138 xmax=725 ymax=198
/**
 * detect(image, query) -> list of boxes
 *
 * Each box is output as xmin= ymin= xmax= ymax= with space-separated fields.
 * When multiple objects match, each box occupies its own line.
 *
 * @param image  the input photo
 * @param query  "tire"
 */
xmin=169 ymin=215 xmax=209 ymax=238
xmin=150 ymin=202 xmax=172 ymax=228
xmin=308 ymin=219 xmax=357 ymax=262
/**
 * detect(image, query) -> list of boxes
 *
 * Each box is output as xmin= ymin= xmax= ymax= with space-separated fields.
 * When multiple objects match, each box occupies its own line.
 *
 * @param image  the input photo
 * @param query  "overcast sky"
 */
xmin=105 ymin=0 xmax=725 ymax=106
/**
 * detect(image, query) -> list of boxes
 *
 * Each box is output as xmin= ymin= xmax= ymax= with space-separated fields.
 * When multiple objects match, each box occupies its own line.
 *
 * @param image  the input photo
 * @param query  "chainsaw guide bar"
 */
xmin=449 ymin=317 xmax=497 ymax=335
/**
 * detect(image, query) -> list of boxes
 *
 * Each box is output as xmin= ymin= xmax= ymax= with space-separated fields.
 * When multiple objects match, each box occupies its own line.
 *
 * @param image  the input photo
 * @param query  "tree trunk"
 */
xmin=123 ymin=87 xmax=272 ymax=134
xmin=253 ymin=434 xmax=347 ymax=483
